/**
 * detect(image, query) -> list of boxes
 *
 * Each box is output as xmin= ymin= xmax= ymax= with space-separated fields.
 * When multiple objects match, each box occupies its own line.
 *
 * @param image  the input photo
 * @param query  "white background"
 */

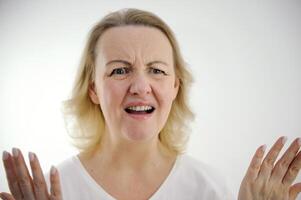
xmin=1 ymin=0 xmax=300 ymax=198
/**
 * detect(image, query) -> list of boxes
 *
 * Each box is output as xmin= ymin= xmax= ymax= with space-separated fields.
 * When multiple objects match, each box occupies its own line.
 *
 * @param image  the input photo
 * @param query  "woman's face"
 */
xmin=89 ymin=25 xmax=179 ymax=143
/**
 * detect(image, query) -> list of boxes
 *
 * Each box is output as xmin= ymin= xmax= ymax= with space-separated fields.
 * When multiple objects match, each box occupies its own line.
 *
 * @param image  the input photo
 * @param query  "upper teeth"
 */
xmin=127 ymin=106 xmax=153 ymax=111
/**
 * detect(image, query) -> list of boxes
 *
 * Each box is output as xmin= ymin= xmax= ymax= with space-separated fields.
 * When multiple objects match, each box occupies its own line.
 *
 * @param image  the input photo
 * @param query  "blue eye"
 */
xmin=110 ymin=67 xmax=130 ymax=76
xmin=150 ymin=68 xmax=167 ymax=75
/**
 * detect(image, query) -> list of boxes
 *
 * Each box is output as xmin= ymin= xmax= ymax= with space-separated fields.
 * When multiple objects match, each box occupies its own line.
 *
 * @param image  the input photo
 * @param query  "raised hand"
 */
xmin=1 ymin=148 xmax=62 ymax=200
xmin=238 ymin=137 xmax=301 ymax=200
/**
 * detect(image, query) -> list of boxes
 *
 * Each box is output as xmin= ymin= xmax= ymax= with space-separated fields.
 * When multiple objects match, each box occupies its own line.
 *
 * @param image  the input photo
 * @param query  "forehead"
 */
xmin=95 ymin=25 xmax=173 ymax=62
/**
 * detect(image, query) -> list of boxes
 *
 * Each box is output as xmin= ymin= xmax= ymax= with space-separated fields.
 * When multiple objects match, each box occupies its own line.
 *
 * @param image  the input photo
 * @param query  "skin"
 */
xmin=1 ymin=26 xmax=301 ymax=199
xmin=90 ymin=25 xmax=179 ymax=144
xmin=1 ymin=149 xmax=61 ymax=200
xmin=2 ymin=138 xmax=300 ymax=199
xmin=82 ymin=25 xmax=180 ymax=199
xmin=238 ymin=137 xmax=301 ymax=200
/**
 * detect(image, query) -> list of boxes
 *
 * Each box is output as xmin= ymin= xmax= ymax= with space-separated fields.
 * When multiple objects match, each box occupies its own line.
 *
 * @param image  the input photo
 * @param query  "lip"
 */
xmin=124 ymin=101 xmax=156 ymax=109
xmin=125 ymin=112 xmax=154 ymax=120
xmin=123 ymin=101 xmax=155 ymax=121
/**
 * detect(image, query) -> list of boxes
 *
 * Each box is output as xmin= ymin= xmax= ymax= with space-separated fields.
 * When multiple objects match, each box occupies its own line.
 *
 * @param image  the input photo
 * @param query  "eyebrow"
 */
xmin=105 ymin=59 xmax=168 ymax=67
xmin=106 ymin=60 xmax=131 ymax=66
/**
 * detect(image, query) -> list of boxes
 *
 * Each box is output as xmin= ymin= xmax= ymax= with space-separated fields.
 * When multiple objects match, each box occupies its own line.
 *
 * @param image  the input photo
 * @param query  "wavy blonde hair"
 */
xmin=63 ymin=8 xmax=194 ymax=155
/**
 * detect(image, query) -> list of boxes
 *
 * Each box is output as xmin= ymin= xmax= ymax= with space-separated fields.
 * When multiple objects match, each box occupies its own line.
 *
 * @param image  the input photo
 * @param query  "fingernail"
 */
xmin=12 ymin=148 xmax=19 ymax=158
xmin=28 ymin=152 xmax=35 ymax=162
xmin=2 ymin=151 xmax=9 ymax=161
xmin=50 ymin=166 xmax=57 ymax=175
xmin=297 ymin=137 xmax=301 ymax=146
xmin=281 ymin=136 xmax=288 ymax=145
xmin=261 ymin=144 xmax=267 ymax=152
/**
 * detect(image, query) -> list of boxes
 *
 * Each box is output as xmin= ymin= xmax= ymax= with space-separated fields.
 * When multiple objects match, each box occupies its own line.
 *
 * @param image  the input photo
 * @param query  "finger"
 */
xmin=271 ymin=138 xmax=301 ymax=183
xmin=289 ymin=182 xmax=301 ymax=200
xmin=0 ymin=192 xmax=15 ymax=200
xmin=2 ymin=151 xmax=22 ymax=199
xmin=244 ymin=144 xmax=267 ymax=181
xmin=283 ymin=150 xmax=301 ymax=186
xmin=29 ymin=152 xmax=49 ymax=199
xmin=50 ymin=166 xmax=62 ymax=200
xmin=12 ymin=148 xmax=35 ymax=199
xmin=257 ymin=136 xmax=287 ymax=181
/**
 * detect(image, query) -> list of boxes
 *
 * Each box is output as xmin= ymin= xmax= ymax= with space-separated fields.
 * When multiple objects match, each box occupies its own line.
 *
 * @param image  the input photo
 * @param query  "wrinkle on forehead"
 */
xmin=94 ymin=25 xmax=174 ymax=67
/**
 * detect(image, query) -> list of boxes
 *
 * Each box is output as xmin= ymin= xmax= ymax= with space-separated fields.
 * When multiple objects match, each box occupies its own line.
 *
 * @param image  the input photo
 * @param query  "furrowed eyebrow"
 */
xmin=147 ymin=61 xmax=168 ymax=66
xmin=106 ymin=60 xmax=131 ymax=66
xmin=105 ymin=60 xmax=168 ymax=66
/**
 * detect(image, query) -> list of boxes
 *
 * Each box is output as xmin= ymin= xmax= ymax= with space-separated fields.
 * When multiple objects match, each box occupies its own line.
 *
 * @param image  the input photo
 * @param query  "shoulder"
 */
xmin=177 ymin=154 xmax=224 ymax=183
xmin=45 ymin=156 xmax=88 ymax=198
xmin=54 ymin=155 xmax=89 ymax=188
xmin=46 ymin=155 xmax=115 ymax=199
xmin=45 ymin=156 xmax=79 ymax=184
xmin=169 ymin=154 xmax=234 ymax=199
xmin=55 ymin=156 xmax=79 ymax=176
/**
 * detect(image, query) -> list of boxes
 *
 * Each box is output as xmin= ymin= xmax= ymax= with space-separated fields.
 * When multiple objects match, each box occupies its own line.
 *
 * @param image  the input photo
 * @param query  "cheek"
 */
xmin=155 ymin=81 xmax=177 ymax=107
xmin=99 ymin=81 xmax=127 ymax=111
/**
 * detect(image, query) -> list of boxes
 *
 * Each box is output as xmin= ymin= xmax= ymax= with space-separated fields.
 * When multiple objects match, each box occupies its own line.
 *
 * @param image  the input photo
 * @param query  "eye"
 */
xmin=110 ymin=67 xmax=130 ymax=76
xmin=149 ymin=67 xmax=167 ymax=75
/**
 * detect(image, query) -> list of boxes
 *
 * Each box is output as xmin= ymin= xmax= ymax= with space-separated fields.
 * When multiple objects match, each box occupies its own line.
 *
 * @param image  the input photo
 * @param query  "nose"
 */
xmin=129 ymin=72 xmax=152 ymax=96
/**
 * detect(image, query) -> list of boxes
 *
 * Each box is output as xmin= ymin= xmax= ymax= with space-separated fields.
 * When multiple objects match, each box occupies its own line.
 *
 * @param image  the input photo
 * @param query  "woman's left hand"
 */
xmin=238 ymin=136 xmax=301 ymax=200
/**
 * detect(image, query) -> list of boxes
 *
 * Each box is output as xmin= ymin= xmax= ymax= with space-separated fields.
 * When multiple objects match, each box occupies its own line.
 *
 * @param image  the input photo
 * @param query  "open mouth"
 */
xmin=124 ymin=105 xmax=155 ymax=114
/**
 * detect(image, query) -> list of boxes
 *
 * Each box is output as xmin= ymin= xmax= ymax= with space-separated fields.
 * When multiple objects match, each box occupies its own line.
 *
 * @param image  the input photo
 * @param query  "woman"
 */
xmin=1 ymin=8 xmax=301 ymax=200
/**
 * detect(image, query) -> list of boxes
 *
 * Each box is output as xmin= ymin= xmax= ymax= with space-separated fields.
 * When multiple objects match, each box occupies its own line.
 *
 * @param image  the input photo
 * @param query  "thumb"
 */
xmin=289 ymin=182 xmax=301 ymax=200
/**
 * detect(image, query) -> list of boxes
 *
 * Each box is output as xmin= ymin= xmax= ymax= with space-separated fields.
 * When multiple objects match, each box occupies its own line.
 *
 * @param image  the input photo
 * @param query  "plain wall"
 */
xmin=1 ymin=0 xmax=300 ymax=198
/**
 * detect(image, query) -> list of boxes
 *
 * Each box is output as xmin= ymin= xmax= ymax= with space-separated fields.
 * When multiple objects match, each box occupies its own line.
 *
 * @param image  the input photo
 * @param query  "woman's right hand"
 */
xmin=1 ymin=148 xmax=62 ymax=200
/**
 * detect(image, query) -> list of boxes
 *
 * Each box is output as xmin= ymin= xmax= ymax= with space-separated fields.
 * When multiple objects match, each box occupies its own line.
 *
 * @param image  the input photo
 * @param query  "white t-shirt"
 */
xmin=47 ymin=155 xmax=234 ymax=200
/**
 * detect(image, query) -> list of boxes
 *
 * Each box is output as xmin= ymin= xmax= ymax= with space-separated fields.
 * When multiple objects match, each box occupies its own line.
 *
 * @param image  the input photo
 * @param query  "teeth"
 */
xmin=127 ymin=106 xmax=152 ymax=111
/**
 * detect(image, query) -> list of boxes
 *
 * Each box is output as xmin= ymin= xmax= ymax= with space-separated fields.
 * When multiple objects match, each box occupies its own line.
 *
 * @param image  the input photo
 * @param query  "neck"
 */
xmin=81 ymin=130 xmax=175 ymax=172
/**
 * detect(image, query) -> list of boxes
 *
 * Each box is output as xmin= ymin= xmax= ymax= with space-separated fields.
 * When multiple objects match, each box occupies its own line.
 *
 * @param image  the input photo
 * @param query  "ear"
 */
xmin=172 ymin=77 xmax=180 ymax=100
xmin=88 ymin=82 xmax=100 ymax=104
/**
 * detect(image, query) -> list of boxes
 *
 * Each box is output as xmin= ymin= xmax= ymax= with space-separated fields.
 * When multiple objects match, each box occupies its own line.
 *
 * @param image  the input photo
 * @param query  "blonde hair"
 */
xmin=63 ymin=8 xmax=194 ymax=155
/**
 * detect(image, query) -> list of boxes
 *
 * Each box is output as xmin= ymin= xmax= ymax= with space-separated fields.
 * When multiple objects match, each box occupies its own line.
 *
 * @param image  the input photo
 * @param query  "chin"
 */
xmin=123 ymin=129 xmax=157 ymax=142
